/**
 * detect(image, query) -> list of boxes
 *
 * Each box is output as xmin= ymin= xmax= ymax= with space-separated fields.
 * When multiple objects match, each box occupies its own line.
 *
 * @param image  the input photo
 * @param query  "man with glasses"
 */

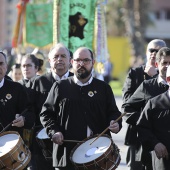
xmin=121 ymin=39 xmax=166 ymax=170
xmin=31 ymin=43 xmax=73 ymax=170
xmin=40 ymin=47 xmax=122 ymax=170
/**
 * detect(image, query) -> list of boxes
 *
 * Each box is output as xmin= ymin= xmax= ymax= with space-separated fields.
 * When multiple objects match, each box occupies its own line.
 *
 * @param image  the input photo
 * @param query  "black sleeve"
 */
xmin=137 ymin=100 xmax=159 ymax=151
xmin=40 ymin=82 xmax=60 ymax=138
xmin=122 ymin=82 xmax=147 ymax=125
xmin=122 ymin=68 xmax=138 ymax=104
xmin=19 ymin=85 xmax=35 ymax=129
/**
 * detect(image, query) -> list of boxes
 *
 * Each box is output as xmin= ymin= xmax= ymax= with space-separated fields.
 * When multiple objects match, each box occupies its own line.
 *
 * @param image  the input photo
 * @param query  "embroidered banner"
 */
xmin=25 ymin=3 xmax=53 ymax=47
xmin=59 ymin=0 xmax=97 ymax=52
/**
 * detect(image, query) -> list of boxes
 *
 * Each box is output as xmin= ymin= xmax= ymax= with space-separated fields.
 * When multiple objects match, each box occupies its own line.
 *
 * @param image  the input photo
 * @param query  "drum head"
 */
xmin=72 ymin=136 xmax=111 ymax=164
xmin=0 ymin=133 xmax=19 ymax=157
xmin=37 ymin=128 xmax=49 ymax=139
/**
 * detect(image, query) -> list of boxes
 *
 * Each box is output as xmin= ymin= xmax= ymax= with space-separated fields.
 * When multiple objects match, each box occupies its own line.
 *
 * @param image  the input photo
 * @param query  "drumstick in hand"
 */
xmin=0 ymin=109 xmax=28 ymax=134
xmin=90 ymin=112 xmax=126 ymax=145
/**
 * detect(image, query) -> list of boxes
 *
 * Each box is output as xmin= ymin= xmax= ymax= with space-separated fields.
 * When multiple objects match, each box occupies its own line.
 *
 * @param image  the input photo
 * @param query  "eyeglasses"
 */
xmin=22 ymin=64 xmax=34 ymax=68
xmin=148 ymin=48 xmax=159 ymax=53
xmin=73 ymin=58 xmax=92 ymax=65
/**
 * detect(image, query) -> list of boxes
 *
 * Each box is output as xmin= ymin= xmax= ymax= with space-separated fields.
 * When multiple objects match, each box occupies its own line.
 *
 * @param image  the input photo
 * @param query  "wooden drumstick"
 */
xmin=89 ymin=112 xmax=126 ymax=145
xmin=63 ymin=140 xmax=83 ymax=143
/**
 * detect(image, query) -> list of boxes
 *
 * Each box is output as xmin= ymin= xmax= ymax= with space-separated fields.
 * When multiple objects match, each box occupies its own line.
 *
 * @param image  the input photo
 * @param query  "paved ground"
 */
xmin=111 ymin=96 xmax=129 ymax=170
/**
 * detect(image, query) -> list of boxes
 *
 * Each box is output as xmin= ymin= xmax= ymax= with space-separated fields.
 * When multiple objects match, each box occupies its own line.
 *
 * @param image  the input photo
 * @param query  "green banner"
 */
xmin=26 ymin=3 xmax=53 ymax=47
xmin=59 ymin=0 xmax=97 ymax=52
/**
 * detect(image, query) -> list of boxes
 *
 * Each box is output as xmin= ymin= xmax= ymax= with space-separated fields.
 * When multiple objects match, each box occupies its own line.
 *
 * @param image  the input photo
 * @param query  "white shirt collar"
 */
xmin=0 ymin=78 xmax=4 ymax=88
xmin=73 ymin=74 xmax=93 ymax=86
xmin=52 ymin=71 xmax=69 ymax=81
xmin=158 ymin=76 xmax=168 ymax=85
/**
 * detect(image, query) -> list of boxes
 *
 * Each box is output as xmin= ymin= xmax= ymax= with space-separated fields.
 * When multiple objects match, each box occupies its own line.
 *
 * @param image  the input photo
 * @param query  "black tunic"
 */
xmin=137 ymin=91 xmax=170 ymax=152
xmin=32 ymin=71 xmax=74 ymax=126
xmin=40 ymin=77 xmax=122 ymax=167
xmin=121 ymin=66 xmax=159 ymax=169
xmin=0 ymin=79 xmax=34 ymax=134
xmin=122 ymin=65 xmax=158 ymax=146
xmin=122 ymin=65 xmax=157 ymax=104
xmin=122 ymin=77 xmax=169 ymax=126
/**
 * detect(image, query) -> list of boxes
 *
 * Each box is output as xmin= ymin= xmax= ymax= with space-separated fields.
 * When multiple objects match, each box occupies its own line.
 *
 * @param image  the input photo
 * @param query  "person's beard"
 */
xmin=76 ymin=66 xmax=92 ymax=79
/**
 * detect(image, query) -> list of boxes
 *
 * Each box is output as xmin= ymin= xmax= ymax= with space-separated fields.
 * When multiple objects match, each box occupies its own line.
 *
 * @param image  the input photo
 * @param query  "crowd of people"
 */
xmin=0 ymin=44 xmax=121 ymax=170
xmin=0 ymin=39 xmax=170 ymax=170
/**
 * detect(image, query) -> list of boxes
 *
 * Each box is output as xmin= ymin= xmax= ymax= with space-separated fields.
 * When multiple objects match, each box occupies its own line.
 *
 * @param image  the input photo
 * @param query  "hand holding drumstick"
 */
xmin=109 ymin=120 xmax=119 ymax=133
xmin=90 ymin=112 xmax=126 ymax=145
xmin=12 ymin=114 xmax=25 ymax=127
xmin=52 ymin=113 xmax=126 ymax=145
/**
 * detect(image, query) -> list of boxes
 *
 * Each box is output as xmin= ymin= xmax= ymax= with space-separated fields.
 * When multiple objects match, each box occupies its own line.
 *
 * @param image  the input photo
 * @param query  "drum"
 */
xmin=36 ymin=128 xmax=53 ymax=160
xmin=70 ymin=135 xmax=121 ymax=170
xmin=0 ymin=131 xmax=31 ymax=170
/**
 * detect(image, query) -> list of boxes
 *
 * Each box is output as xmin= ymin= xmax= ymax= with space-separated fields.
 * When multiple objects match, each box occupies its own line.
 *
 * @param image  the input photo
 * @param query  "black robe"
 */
xmin=122 ymin=63 xmax=159 ymax=170
xmin=40 ymin=77 xmax=122 ymax=167
xmin=122 ymin=65 xmax=157 ymax=104
xmin=137 ymin=91 xmax=170 ymax=152
xmin=122 ymin=77 xmax=169 ymax=126
xmin=122 ymin=65 xmax=158 ymax=146
xmin=32 ymin=71 xmax=74 ymax=127
xmin=0 ymin=79 xmax=35 ymax=134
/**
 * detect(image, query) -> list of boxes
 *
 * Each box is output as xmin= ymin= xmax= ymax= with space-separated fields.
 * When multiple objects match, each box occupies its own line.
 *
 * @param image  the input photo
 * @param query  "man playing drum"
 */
xmin=0 ymin=51 xmax=35 ymax=169
xmin=0 ymin=51 xmax=34 ymax=135
xmin=40 ymin=47 xmax=122 ymax=170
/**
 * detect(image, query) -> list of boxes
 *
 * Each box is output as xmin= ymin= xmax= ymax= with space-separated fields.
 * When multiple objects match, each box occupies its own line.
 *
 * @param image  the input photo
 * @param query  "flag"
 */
xmin=59 ymin=0 xmax=97 ymax=52
xmin=24 ymin=3 xmax=53 ymax=47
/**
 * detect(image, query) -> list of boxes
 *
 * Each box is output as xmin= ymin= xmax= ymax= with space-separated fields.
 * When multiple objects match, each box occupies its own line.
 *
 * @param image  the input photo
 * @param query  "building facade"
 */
xmin=0 ymin=0 xmax=18 ymax=49
xmin=145 ymin=0 xmax=170 ymax=46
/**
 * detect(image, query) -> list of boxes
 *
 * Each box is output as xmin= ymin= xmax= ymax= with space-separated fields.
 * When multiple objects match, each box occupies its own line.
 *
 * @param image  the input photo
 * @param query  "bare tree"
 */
xmin=106 ymin=0 xmax=126 ymax=36
xmin=106 ymin=0 xmax=151 ymax=64
xmin=124 ymin=0 xmax=151 ymax=61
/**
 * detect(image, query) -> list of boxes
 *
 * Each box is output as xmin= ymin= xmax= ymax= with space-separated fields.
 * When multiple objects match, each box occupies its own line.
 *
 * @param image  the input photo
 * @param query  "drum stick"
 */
xmin=90 ymin=112 xmax=126 ymax=145
xmin=0 ymin=108 xmax=28 ymax=134
xmin=63 ymin=140 xmax=83 ymax=143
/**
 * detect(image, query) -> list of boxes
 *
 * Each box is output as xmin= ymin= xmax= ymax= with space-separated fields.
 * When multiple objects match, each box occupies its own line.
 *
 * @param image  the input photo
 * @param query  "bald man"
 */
xmin=40 ymin=47 xmax=122 ymax=170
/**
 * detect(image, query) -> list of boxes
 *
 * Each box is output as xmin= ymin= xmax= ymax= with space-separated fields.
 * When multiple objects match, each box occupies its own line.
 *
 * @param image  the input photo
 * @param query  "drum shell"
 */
xmin=0 ymin=131 xmax=31 ymax=170
xmin=70 ymin=135 xmax=121 ymax=170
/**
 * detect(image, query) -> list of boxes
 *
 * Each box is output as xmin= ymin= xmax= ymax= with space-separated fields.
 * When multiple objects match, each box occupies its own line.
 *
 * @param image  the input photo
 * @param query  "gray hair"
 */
xmin=147 ymin=39 xmax=166 ymax=50
xmin=48 ymin=43 xmax=70 ymax=58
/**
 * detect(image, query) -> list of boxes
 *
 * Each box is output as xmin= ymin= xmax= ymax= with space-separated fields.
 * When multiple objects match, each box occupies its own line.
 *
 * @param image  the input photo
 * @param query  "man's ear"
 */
xmin=71 ymin=59 xmax=74 ymax=65
xmin=155 ymin=62 xmax=158 ymax=68
xmin=92 ymin=59 xmax=95 ymax=66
